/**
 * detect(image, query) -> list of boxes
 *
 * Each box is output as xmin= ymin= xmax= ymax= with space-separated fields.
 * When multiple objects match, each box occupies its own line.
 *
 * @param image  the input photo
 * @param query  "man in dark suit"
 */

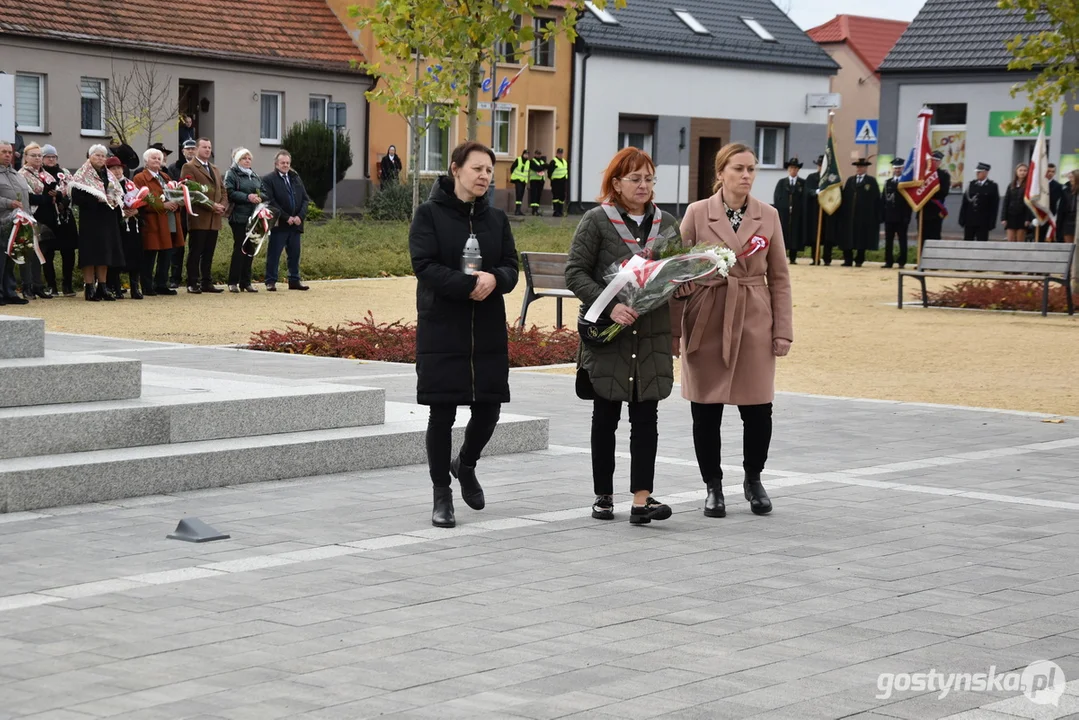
xmin=773 ymin=157 xmax=805 ymax=263
xmin=168 ymin=139 xmax=198 ymax=288
xmin=262 ymin=150 xmax=309 ymax=291
xmin=882 ymin=157 xmax=912 ymax=268
xmin=1047 ymin=163 xmax=1064 ymax=216
xmin=959 ymin=161 xmax=1000 ymax=242
xmin=921 ymin=150 xmax=950 ymax=241
xmin=840 ymin=158 xmax=882 ymax=267
xmin=180 ymin=137 xmax=227 ymax=293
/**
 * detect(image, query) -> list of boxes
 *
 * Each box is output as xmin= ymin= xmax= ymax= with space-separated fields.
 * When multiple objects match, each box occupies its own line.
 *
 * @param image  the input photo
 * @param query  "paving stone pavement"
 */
xmin=1 ymin=333 xmax=1078 ymax=719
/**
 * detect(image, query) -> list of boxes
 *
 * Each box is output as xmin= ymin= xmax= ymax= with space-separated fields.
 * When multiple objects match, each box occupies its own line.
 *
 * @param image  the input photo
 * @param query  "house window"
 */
xmin=532 ymin=18 xmax=554 ymax=67
xmin=497 ymin=15 xmax=523 ymax=64
xmin=756 ymin=125 xmax=786 ymax=168
xmin=309 ymin=95 xmax=330 ymax=123
xmin=673 ymin=9 xmax=709 ymax=35
xmin=926 ymin=103 xmax=967 ymax=125
xmin=79 ymin=77 xmax=106 ymax=135
xmin=493 ymin=108 xmax=512 ymax=154
xmin=260 ymin=91 xmax=283 ymax=144
xmin=618 ymin=115 xmax=655 ymax=156
xmin=585 ymin=1 xmax=619 ymax=25
xmin=15 ymin=73 xmax=45 ymax=133
xmin=419 ymin=104 xmax=452 ymax=172
xmin=742 ymin=17 xmax=777 ymax=42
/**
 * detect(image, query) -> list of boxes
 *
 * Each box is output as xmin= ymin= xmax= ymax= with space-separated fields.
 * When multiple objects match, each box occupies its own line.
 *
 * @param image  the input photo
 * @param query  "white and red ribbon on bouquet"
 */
xmin=6 ymin=208 xmax=46 ymax=265
xmin=164 ymin=180 xmax=197 ymax=216
xmin=122 ymin=179 xmax=151 ymax=209
xmin=242 ymin=203 xmax=275 ymax=257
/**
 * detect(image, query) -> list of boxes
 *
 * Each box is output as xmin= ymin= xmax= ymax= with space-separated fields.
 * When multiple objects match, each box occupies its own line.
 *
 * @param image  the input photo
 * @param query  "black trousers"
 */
xmin=690 ymin=402 xmax=773 ymax=484
xmin=142 ymin=248 xmax=172 ymax=292
xmin=227 ymin=221 xmax=254 ymax=287
xmin=923 ymin=213 xmax=943 ymax=241
xmin=186 ymin=229 xmax=218 ymax=288
xmin=513 ymin=181 xmax=527 ymax=211
xmin=964 ymin=225 xmax=990 ymax=242
xmin=591 ymin=395 xmax=658 ymax=496
xmin=529 ymin=180 xmax=544 ymax=211
xmin=884 ymin=222 xmax=909 ymax=266
xmin=842 ymin=247 xmax=867 ymax=266
xmin=426 ymin=403 xmax=501 ymax=488
xmin=42 ymin=246 xmax=75 ymax=293
xmin=550 ymin=179 xmax=567 ymax=214
xmin=169 ymin=232 xmax=187 ymax=285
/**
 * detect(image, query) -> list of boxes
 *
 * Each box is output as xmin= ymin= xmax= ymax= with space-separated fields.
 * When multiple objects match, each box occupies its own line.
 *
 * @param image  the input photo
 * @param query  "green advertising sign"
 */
xmin=988 ymin=111 xmax=1052 ymax=137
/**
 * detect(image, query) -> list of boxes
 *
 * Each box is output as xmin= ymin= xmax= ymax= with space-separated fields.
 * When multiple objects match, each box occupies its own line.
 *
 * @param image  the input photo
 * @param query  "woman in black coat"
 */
xmin=408 ymin=141 xmax=519 ymax=528
xmin=380 ymin=145 xmax=402 ymax=187
xmin=106 ymin=157 xmax=143 ymax=299
xmin=70 ymin=144 xmax=125 ymax=301
xmin=1001 ymin=163 xmax=1033 ymax=242
xmin=39 ymin=146 xmax=79 ymax=296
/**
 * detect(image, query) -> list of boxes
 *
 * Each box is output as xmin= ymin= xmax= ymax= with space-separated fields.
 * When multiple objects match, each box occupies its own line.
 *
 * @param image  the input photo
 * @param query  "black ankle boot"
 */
xmin=432 ymin=487 xmax=455 ymax=528
xmin=744 ymin=472 xmax=772 ymax=515
xmin=450 ymin=456 xmax=485 ymax=510
xmin=704 ymin=482 xmax=726 ymax=518
xmin=85 ymin=284 xmax=99 ymax=302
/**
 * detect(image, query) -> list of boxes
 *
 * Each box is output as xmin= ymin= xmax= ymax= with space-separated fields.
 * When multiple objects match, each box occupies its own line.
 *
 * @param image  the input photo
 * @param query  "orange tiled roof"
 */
xmin=808 ymin=14 xmax=909 ymax=73
xmin=0 ymin=0 xmax=365 ymax=73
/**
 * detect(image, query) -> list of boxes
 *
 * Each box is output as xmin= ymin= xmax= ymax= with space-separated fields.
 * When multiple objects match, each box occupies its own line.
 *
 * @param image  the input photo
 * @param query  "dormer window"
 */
xmin=742 ymin=16 xmax=777 ymax=42
xmin=585 ymin=1 xmax=619 ymax=25
xmin=673 ymin=9 xmax=709 ymax=35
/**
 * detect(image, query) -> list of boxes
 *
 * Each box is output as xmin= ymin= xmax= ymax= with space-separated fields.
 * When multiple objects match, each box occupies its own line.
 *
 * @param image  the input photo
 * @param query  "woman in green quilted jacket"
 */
xmin=565 ymin=147 xmax=681 ymax=525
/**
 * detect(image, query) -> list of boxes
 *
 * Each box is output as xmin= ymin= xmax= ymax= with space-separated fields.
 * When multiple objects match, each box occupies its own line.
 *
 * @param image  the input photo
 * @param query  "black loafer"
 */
xmin=450 ymin=456 xmax=485 ymax=510
xmin=591 ymin=494 xmax=614 ymax=520
xmin=704 ymin=483 xmax=726 ymax=518
xmin=630 ymin=497 xmax=672 ymax=524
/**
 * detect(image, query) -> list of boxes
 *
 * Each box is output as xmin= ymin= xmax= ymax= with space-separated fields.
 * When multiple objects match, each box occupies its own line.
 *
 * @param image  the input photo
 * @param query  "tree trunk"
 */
xmin=465 ymin=61 xmax=483 ymax=141
xmin=412 ymin=54 xmax=423 ymax=215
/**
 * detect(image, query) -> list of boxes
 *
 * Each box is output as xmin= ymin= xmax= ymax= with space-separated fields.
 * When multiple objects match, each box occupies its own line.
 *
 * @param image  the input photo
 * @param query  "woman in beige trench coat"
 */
xmin=672 ymin=143 xmax=794 ymax=518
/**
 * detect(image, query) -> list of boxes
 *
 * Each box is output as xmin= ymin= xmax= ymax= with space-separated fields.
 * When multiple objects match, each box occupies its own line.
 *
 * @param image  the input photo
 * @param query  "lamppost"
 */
xmin=328 ymin=102 xmax=346 ymax=218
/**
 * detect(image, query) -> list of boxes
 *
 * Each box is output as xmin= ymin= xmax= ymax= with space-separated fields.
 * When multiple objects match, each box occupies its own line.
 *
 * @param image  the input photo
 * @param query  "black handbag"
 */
xmin=577 ymin=313 xmax=618 ymax=347
xmin=575 ymin=367 xmax=595 ymax=400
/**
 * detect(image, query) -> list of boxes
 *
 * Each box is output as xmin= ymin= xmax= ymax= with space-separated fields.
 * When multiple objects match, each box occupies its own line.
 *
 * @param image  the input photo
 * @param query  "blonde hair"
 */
xmin=23 ymin=142 xmax=42 ymax=155
xmin=712 ymin=143 xmax=758 ymax=194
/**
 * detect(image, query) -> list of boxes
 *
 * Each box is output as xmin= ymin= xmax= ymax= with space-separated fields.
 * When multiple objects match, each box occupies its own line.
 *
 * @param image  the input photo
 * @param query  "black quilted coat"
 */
xmin=565 ymin=206 xmax=678 ymax=403
xmin=409 ymin=177 xmax=519 ymax=405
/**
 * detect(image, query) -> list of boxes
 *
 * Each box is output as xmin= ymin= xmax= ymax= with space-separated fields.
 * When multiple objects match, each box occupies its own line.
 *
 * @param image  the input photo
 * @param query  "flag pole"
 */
xmin=814 ymin=205 xmax=823 ymax=265
xmin=917 ymin=209 xmax=924 ymax=266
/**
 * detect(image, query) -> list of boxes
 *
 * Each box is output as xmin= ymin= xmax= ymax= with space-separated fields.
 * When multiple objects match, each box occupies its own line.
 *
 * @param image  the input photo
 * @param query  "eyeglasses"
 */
xmin=619 ymin=175 xmax=657 ymax=186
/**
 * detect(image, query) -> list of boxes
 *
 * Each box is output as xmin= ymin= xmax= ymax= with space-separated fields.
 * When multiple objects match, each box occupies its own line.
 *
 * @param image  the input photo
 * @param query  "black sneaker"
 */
xmin=630 ymin=497 xmax=672 ymax=524
xmin=591 ymin=494 xmax=614 ymax=520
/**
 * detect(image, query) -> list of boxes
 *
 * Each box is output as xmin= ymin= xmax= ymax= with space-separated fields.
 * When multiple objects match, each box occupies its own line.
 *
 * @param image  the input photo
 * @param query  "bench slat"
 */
xmin=922 ymin=248 xmax=1073 ymax=263
xmin=529 ymin=275 xmax=570 ymax=290
xmin=900 ymin=271 xmax=1065 ymax=282
xmin=920 ymin=260 xmax=1069 ymax=273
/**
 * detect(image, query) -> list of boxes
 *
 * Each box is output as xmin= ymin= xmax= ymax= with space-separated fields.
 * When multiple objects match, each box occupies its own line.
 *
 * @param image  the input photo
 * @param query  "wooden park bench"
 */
xmin=898 ymin=240 xmax=1074 ymax=316
xmin=518 ymin=252 xmax=575 ymax=329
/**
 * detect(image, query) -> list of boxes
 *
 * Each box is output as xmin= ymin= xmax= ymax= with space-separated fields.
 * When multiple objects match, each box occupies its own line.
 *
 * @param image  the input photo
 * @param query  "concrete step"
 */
xmin=0 ymin=402 xmax=549 ymax=513
xmin=0 ymin=353 xmax=141 ymax=408
xmin=0 ymin=316 xmax=45 ymax=359
xmin=0 ymin=383 xmax=385 ymax=460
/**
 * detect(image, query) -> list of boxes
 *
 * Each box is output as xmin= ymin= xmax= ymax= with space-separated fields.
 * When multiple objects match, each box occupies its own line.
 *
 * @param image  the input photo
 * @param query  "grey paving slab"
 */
xmin=0 ymin=335 xmax=1076 ymax=719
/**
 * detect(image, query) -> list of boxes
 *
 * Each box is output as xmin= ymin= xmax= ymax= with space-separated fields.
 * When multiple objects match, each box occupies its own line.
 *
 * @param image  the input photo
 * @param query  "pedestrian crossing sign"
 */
xmin=855 ymin=119 xmax=878 ymax=145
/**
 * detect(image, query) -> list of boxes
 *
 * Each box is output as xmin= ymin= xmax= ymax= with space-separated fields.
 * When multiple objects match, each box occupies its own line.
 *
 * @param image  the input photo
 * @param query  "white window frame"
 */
xmin=673 ymin=9 xmax=709 ymax=35
xmin=493 ymin=107 xmax=514 ymax=155
xmin=418 ymin=104 xmax=454 ymax=173
xmin=15 ymin=73 xmax=45 ymax=133
xmin=532 ymin=17 xmax=555 ymax=67
xmin=585 ymin=1 xmax=618 ymax=25
xmin=260 ymin=91 xmax=283 ymax=145
xmin=755 ymin=125 xmax=786 ymax=169
xmin=742 ymin=16 xmax=777 ymax=42
xmin=619 ymin=132 xmax=653 ymax=156
xmin=79 ymin=77 xmax=107 ymax=136
xmin=309 ymin=94 xmax=330 ymax=124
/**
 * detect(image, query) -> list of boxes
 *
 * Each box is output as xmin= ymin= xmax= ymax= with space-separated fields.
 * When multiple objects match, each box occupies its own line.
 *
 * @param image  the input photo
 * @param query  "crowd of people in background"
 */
xmin=0 ymin=131 xmax=311 ymax=305
xmin=773 ymin=151 xmax=1075 ymax=270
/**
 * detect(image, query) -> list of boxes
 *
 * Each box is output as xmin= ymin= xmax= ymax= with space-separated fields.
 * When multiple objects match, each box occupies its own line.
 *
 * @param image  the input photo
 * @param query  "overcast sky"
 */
xmin=784 ymin=0 xmax=928 ymax=30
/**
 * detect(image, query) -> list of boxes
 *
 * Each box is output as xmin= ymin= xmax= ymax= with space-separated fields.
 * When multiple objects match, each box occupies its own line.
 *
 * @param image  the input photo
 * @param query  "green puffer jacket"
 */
xmin=565 ymin=205 xmax=680 ymax=403
xmin=224 ymin=166 xmax=265 ymax=225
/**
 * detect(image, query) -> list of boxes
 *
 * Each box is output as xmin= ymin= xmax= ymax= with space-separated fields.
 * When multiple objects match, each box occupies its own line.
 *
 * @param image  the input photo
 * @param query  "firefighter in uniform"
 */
xmin=529 ymin=149 xmax=547 ymax=216
xmin=921 ymin=150 xmax=951 ymax=241
xmin=548 ymin=148 xmax=568 ymax=217
xmin=510 ymin=150 xmax=531 ymax=216
xmin=882 ymin=157 xmax=912 ymax=268
xmin=773 ymin=157 xmax=805 ymax=263
xmin=960 ymin=162 xmax=1000 ymax=242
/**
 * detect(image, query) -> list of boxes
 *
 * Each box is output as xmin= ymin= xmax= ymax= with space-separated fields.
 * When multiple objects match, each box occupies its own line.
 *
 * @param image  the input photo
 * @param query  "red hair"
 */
xmin=597 ymin=147 xmax=656 ymax=204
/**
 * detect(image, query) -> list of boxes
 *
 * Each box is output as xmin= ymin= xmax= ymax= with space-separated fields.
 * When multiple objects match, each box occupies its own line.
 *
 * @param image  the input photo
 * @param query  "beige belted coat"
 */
xmin=672 ymin=192 xmax=793 ymax=406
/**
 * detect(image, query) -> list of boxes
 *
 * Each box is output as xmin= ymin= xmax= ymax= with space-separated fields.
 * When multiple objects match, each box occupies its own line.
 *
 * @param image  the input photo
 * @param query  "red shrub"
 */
xmin=249 ymin=313 xmax=579 ymax=367
xmin=922 ymin=280 xmax=1072 ymax=313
